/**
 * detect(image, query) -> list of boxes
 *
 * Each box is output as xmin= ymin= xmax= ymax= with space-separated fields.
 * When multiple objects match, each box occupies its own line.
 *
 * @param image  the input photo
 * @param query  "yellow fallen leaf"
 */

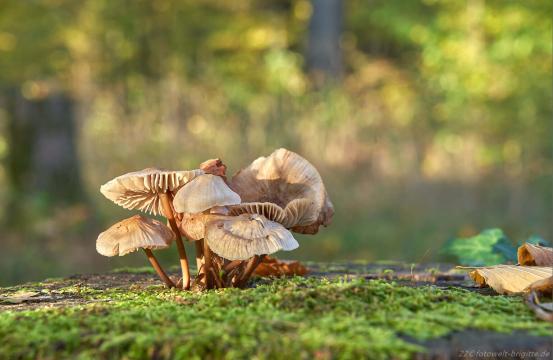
xmin=517 ymin=243 xmax=553 ymax=266
xmin=469 ymin=265 xmax=552 ymax=294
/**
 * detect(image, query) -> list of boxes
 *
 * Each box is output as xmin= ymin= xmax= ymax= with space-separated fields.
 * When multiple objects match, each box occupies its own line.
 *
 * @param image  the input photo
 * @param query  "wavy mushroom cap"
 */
xmin=96 ymin=215 xmax=174 ymax=256
xmin=100 ymin=168 xmax=203 ymax=216
xmin=173 ymin=174 xmax=241 ymax=214
xmin=291 ymin=191 xmax=334 ymax=234
xmin=205 ymin=213 xmax=299 ymax=260
xmin=229 ymin=148 xmax=333 ymax=233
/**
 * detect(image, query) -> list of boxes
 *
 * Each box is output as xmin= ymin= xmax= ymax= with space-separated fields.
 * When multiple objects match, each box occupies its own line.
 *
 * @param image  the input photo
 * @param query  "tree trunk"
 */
xmin=306 ymin=0 xmax=343 ymax=84
xmin=1 ymin=88 xmax=83 ymax=225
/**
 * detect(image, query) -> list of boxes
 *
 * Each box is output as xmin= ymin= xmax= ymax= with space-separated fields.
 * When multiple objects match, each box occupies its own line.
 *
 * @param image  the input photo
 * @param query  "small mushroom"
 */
xmin=229 ymin=148 xmax=333 ymax=234
xmin=179 ymin=213 xmax=227 ymax=241
xmin=178 ymin=212 xmax=228 ymax=288
xmin=205 ymin=213 xmax=299 ymax=261
xmin=100 ymin=167 xmax=202 ymax=289
xmin=173 ymin=174 xmax=241 ymax=214
xmin=96 ymin=215 xmax=175 ymax=288
xmin=200 ymin=158 xmax=227 ymax=179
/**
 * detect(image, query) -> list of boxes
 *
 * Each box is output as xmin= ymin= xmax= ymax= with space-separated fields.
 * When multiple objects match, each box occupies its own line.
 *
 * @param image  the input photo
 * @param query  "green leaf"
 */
xmin=442 ymin=228 xmax=517 ymax=266
xmin=518 ymin=235 xmax=550 ymax=247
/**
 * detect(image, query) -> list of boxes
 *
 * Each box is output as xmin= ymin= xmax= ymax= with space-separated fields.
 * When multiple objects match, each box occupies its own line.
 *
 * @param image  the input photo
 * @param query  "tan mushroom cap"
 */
xmin=205 ymin=213 xmax=299 ymax=260
xmin=100 ymin=168 xmax=203 ymax=216
xmin=179 ymin=213 xmax=228 ymax=241
xmin=229 ymin=148 xmax=333 ymax=234
xmin=173 ymin=174 xmax=241 ymax=214
xmin=200 ymin=158 xmax=227 ymax=178
xmin=96 ymin=215 xmax=174 ymax=256
xmin=291 ymin=191 xmax=334 ymax=234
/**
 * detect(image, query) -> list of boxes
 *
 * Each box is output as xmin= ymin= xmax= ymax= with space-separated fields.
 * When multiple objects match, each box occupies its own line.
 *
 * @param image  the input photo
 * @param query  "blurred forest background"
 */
xmin=0 ymin=0 xmax=551 ymax=285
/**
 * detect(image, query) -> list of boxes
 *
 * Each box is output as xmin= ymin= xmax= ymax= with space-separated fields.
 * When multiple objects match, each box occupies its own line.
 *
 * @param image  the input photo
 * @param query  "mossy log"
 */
xmin=1 ymin=262 xmax=551 ymax=359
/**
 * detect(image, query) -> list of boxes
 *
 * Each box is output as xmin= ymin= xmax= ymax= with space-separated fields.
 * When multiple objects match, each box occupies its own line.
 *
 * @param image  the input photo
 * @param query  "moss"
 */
xmin=111 ymin=266 xmax=156 ymax=274
xmin=111 ymin=265 xmax=197 ymax=274
xmin=0 ymin=276 xmax=551 ymax=360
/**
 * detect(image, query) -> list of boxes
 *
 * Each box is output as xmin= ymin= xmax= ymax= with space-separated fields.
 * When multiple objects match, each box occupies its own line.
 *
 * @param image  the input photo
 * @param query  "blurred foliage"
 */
xmin=443 ymin=228 xmax=514 ymax=266
xmin=443 ymin=228 xmax=551 ymax=266
xmin=0 ymin=0 xmax=551 ymax=285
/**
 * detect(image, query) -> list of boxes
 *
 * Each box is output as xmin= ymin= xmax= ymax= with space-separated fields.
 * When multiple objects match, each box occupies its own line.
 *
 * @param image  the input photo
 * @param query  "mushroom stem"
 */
xmin=210 ymin=268 xmax=223 ymax=288
xmin=237 ymin=255 xmax=264 ymax=287
xmin=143 ymin=249 xmax=175 ymax=288
xmin=223 ymin=260 xmax=242 ymax=273
xmin=195 ymin=240 xmax=205 ymax=286
xmin=160 ymin=192 xmax=191 ymax=290
xmin=203 ymin=239 xmax=214 ymax=289
xmin=225 ymin=266 xmax=239 ymax=287
xmin=202 ymin=239 xmax=212 ymax=289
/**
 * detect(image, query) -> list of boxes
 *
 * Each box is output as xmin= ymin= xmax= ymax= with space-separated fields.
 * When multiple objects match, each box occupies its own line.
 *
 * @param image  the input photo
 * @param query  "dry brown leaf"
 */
xmin=254 ymin=256 xmax=308 ymax=277
xmin=469 ymin=265 xmax=552 ymax=294
xmin=525 ymin=276 xmax=553 ymax=322
xmin=525 ymin=290 xmax=553 ymax=323
xmin=526 ymin=276 xmax=553 ymax=294
xmin=517 ymin=243 xmax=553 ymax=266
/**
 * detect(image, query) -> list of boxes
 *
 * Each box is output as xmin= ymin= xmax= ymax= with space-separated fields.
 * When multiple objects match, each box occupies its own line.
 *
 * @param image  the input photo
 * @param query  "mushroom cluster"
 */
xmin=96 ymin=148 xmax=333 ymax=290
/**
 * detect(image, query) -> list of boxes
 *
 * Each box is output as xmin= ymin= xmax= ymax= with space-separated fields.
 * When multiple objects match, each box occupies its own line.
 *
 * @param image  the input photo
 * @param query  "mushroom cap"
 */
xmin=205 ymin=213 xmax=299 ymax=260
xmin=200 ymin=158 xmax=227 ymax=178
xmin=173 ymin=174 xmax=241 ymax=214
xmin=179 ymin=213 xmax=228 ymax=241
xmin=96 ymin=215 xmax=174 ymax=257
xmin=100 ymin=168 xmax=203 ymax=216
xmin=291 ymin=191 xmax=334 ymax=234
xmin=229 ymin=148 xmax=333 ymax=233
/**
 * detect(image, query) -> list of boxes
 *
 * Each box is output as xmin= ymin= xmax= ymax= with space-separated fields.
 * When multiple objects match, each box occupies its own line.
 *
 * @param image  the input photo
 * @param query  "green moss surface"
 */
xmin=1 ymin=276 xmax=551 ymax=360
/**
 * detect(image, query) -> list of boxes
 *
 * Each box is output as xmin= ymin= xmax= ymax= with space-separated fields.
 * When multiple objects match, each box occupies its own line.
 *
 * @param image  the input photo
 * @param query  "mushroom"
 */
xmin=172 ymin=174 xmax=241 ymax=214
xmin=100 ymin=168 xmax=203 ymax=215
xmin=229 ymin=148 xmax=334 ymax=234
xmin=100 ymin=167 xmax=202 ymax=289
xmin=96 ymin=215 xmax=175 ymax=288
xmin=205 ymin=213 xmax=299 ymax=261
xmin=172 ymin=175 xmax=240 ymax=288
xmin=200 ymin=158 xmax=227 ymax=179
xmin=178 ymin=213 xmax=227 ymax=241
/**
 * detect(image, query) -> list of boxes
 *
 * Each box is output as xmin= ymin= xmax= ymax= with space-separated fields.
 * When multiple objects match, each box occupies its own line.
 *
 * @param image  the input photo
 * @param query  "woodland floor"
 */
xmin=0 ymin=262 xmax=551 ymax=360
